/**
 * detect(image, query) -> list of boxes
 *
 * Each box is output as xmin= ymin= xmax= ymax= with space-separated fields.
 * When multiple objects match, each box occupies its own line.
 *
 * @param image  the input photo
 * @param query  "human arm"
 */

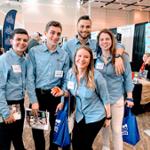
xmin=26 ymin=50 xmax=39 ymax=112
xmin=95 ymin=71 xmax=111 ymax=127
xmin=115 ymin=43 xmax=125 ymax=75
xmin=122 ymin=54 xmax=134 ymax=108
xmin=0 ymin=58 xmax=16 ymax=123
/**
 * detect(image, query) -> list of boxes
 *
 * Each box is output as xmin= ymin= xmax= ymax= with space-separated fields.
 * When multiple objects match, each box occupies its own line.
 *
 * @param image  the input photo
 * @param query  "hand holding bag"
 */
xmin=122 ymin=106 xmax=140 ymax=145
xmin=53 ymin=102 xmax=71 ymax=148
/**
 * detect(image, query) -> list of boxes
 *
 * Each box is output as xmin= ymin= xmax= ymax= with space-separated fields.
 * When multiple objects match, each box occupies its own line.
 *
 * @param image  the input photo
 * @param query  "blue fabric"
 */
xmin=3 ymin=9 xmax=17 ymax=52
xmin=26 ymin=43 xmax=70 ymax=103
xmin=95 ymin=53 xmax=134 ymax=104
xmin=0 ymin=49 xmax=26 ymax=119
xmin=122 ymin=107 xmax=140 ymax=145
xmin=53 ymin=103 xmax=70 ymax=147
xmin=65 ymin=69 xmax=109 ymax=124
xmin=62 ymin=36 xmax=97 ymax=65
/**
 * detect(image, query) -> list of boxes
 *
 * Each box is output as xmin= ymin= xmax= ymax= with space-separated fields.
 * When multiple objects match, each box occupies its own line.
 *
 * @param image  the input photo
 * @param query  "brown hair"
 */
xmin=97 ymin=29 xmax=116 ymax=64
xmin=45 ymin=21 xmax=62 ymax=32
xmin=72 ymin=45 xmax=95 ymax=89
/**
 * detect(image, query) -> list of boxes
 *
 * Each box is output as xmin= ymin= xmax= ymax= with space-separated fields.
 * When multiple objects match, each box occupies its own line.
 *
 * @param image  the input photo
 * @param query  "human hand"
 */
xmin=31 ymin=102 xmax=39 ymax=116
xmin=125 ymin=100 xmax=134 ymax=108
xmin=4 ymin=114 xmax=16 ymax=124
xmin=115 ymin=57 xmax=125 ymax=75
xmin=55 ymin=102 xmax=64 ymax=113
xmin=51 ymin=86 xmax=64 ymax=97
xmin=104 ymin=119 xmax=111 ymax=128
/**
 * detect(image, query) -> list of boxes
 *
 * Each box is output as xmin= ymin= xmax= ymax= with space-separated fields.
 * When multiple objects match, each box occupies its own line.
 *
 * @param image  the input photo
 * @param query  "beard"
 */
xmin=78 ymin=31 xmax=90 ymax=40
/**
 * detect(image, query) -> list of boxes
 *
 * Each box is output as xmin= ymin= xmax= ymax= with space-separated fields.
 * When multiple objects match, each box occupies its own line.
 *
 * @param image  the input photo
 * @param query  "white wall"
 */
xmin=0 ymin=2 xmax=150 ymax=38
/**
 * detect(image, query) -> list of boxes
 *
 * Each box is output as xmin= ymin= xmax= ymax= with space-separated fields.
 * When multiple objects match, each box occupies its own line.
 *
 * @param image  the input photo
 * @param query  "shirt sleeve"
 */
xmin=122 ymin=54 xmax=134 ymax=92
xmin=0 ymin=57 xmax=10 ymax=119
xmin=95 ymin=70 xmax=110 ymax=105
xmin=116 ymin=42 xmax=125 ymax=50
xmin=26 ymin=50 xmax=38 ymax=104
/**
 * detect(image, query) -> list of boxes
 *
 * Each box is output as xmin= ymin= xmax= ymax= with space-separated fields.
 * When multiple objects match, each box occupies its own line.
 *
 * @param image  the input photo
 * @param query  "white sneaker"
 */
xmin=102 ymin=146 xmax=110 ymax=150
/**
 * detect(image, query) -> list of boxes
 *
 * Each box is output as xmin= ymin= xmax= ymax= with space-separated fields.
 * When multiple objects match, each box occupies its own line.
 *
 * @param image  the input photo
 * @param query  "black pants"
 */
xmin=0 ymin=100 xmax=25 ymax=150
xmin=32 ymin=89 xmax=70 ymax=150
xmin=72 ymin=118 xmax=105 ymax=150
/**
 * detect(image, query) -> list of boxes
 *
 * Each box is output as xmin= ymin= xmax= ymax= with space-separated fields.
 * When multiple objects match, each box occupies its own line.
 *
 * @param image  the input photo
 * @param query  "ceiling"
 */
xmin=0 ymin=0 xmax=150 ymax=12
xmin=81 ymin=0 xmax=150 ymax=11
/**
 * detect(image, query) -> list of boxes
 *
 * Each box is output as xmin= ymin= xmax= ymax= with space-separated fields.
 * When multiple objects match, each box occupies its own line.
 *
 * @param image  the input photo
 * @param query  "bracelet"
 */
xmin=115 ymin=54 xmax=122 ymax=58
xmin=106 ymin=116 xmax=112 ymax=120
xmin=126 ymin=98 xmax=134 ymax=102
xmin=62 ymin=90 xmax=65 ymax=96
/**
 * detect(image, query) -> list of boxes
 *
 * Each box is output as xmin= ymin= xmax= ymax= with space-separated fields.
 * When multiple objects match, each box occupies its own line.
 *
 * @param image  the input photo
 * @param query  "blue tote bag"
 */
xmin=122 ymin=106 xmax=140 ymax=145
xmin=53 ymin=102 xmax=71 ymax=148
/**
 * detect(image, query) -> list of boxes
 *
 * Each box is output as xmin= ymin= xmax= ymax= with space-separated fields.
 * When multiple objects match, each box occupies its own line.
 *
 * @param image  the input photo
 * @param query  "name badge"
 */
xmin=96 ymin=62 xmax=104 ymax=70
xmin=12 ymin=65 xmax=22 ymax=73
xmin=55 ymin=70 xmax=63 ymax=78
xmin=67 ymin=81 xmax=74 ymax=90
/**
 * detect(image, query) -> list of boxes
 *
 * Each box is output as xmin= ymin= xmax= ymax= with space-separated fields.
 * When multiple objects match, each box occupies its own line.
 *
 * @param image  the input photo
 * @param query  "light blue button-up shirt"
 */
xmin=27 ymin=43 xmax=70 ymax=103
xmin=95 ymin=54 xmax=134 ymax=104
xmin=66 ymin=69 xmax=109 ymax=124
xmin=62 ymin=36 xmax=97 ymax=64
xmin=0 ymin=49 xmax=26 ymax=119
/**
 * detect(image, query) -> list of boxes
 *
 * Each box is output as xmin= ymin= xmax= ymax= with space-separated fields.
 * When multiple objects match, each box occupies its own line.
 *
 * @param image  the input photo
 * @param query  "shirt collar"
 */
xmin=75 ymin=35 xmax=90 ymax=45
xmin=10 ymin=48 xmax=25 ymax=62
xmin=42 ymin=43 xmax=60 ymax=54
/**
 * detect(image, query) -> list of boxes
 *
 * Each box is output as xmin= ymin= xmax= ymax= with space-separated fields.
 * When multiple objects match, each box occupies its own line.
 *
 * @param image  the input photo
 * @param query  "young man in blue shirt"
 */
xmin=0 ymin=28 xmax=29 ymax=150
xmin=27 ymin=21 xmax=70 ymax=150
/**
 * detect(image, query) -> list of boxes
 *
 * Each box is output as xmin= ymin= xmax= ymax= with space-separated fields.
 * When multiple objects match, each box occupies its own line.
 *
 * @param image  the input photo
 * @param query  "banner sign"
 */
xmin=2 ymin=9 xmax=17 ymax=52
xmin=145 ymin=23 xmax=150 ymax=53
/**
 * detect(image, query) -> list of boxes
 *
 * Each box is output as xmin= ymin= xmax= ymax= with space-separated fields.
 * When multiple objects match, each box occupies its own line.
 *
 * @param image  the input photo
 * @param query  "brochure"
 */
xmin=24 ymin=108 xmax=49 ymax=130
xmin=0 ymin=104 xmax=21 ymax=123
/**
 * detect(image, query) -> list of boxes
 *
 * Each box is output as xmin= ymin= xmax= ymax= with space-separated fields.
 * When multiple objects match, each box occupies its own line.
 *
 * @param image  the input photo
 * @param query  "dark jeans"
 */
xmin=0 ymin=99 xmax=25 ymax=150
xmin=72 ymin=118 xmax=105 ymax=150
xmin=32 ymin=89 xmax=70 ymax=150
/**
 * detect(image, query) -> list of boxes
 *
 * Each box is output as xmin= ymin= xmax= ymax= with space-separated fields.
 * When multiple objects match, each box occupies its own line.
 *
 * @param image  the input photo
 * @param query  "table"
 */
xmin=138 ymin=79 xmax=150 ymax=104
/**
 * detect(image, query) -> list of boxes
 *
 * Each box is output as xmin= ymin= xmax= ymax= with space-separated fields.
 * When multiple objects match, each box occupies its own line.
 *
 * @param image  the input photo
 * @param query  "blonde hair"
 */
xmin=72 ymin=46 xmax=95 ymax=89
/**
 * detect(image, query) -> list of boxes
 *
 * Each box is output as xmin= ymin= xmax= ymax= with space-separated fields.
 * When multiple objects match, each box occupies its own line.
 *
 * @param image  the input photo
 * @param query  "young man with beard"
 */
xmin=0 ymin=28 xmax=29 ymax=150
xmin=62 ymin=15 xmax=125 ymax=75
xmin=27 ymin=21 xmax=70 ymax=150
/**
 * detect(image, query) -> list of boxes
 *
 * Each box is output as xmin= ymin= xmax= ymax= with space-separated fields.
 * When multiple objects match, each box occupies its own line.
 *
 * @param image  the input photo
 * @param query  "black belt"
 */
xmin=36 ymin=88 xmax=51 ymax=94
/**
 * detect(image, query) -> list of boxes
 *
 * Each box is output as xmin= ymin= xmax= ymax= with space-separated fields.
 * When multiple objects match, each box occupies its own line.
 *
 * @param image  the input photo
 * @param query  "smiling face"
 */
xmin=10 ymin=33 xmax=29 ymax=56
xmin=99 ymin=32 xmax=112 ymax=52
xmin=45 ymin=26 xmax=61 ymax=47
xmin=77 ymin=19 xmax=91 ymax=40
xmin=75 ymin=48 xmax=91 ymax=71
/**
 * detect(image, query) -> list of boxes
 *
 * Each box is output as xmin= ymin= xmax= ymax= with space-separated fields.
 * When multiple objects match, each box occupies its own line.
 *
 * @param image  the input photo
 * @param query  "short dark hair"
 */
xmin=10 ymin=28 xmax=29 ymax=39
xmin=45 ymin=21 xmax=62 ymax=32
xmin=77 ymin=15 xmax=91 ymax=24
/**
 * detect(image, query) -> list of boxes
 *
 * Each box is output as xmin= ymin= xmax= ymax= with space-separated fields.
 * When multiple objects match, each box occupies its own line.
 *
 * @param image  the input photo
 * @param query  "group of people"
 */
xmin=0 ymin=15 xmax=135 ymax=150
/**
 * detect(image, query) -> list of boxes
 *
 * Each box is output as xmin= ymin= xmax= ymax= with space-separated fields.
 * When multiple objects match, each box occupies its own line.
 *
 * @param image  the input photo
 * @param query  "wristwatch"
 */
xmin=115 ymin=54 xmax=122 ymax=58
xmin=106 ymin=116 xmax=112 ymax=120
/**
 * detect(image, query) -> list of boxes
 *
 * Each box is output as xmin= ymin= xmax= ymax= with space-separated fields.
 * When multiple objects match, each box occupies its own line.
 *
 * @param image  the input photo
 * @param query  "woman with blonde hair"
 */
xmin=52 ymin=45 xmax=111 ymax=150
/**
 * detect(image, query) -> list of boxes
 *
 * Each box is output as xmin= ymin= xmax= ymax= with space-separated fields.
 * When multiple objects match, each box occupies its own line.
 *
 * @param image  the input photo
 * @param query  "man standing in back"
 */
xmin=62 ymin=15 xmax=125 ymax=74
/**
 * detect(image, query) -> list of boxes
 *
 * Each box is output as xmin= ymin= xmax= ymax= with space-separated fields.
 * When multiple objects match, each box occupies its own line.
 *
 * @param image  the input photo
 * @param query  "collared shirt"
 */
xmin=95 ymin=54 xmax=134 ymax=104
xmin=27 ymin=43 xmax=70 ymax=103
xmin=66 ymin=69 xmax=109 ymax=124
xmin=0 ymin=49 xmax=26 ymax=119
xmin=62 ymin=36 xmax=97 ymax=64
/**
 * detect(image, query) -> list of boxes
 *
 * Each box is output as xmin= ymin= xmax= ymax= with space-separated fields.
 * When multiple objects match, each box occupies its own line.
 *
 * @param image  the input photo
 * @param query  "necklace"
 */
xmin=102 ymin=54 xmax=110 ymax=59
